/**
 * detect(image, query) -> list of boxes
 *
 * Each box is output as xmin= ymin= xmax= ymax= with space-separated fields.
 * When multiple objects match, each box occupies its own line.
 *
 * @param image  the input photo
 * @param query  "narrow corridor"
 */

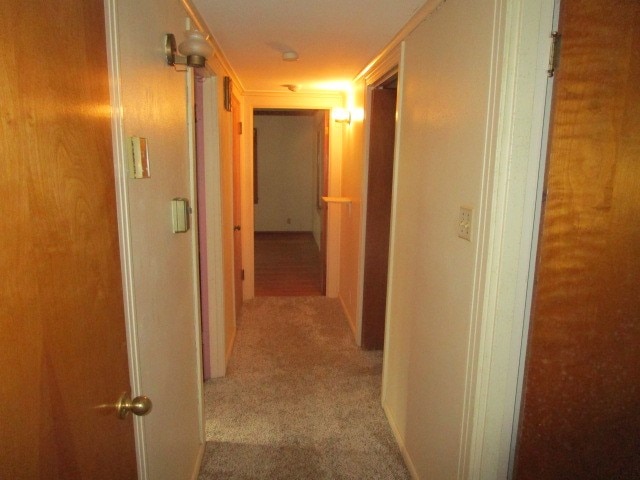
xmin=199 ymin=297 xmax=409 ymax=479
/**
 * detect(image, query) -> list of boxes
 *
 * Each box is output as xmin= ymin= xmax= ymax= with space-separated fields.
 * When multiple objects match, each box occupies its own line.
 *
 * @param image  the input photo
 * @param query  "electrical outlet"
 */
xmin=458 ymin=206 xmax=472 ymax=241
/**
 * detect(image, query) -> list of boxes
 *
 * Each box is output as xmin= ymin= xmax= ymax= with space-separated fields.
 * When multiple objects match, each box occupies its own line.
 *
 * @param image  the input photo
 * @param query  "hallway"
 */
xmin=199 ymin=297 xmax=409 ymax=479
xmin=254 ymin=233 xmax=323 ymax=296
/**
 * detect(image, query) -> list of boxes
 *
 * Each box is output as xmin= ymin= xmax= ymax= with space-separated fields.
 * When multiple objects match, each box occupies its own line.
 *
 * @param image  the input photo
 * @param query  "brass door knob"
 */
xmin=117 ymin=392 xmax=152 ymax=419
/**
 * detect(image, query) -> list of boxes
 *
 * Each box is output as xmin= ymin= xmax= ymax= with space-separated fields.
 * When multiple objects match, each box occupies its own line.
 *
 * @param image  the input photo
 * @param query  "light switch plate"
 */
xmin=128 ymin=136 xmax=150 ymax=179
xmin=172 ymin=198 xmax=190 ymax=233
xmin=458 ymin=206 xmax=473 ymax=241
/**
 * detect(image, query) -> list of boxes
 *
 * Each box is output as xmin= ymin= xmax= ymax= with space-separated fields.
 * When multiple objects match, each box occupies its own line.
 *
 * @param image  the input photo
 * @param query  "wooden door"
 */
xmin=0 ymin=1 xmax=137 ymax=479
xmin=232 ymin=95 xmax=243 ymax=314
xmin=361 ymin=87 xmax=397 ymax=350
xmin=514 ymin=1 xmax=640 ymax=478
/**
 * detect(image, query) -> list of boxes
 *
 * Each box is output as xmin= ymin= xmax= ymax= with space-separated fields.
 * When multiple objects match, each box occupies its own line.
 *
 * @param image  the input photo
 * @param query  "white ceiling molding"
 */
xmin=355 ymin=0 xmax=447 ymax=83
xmin=181 ymin=0 xmax=245 ymax=92
xmin=190 ymin=0 xmax=432 ymax=93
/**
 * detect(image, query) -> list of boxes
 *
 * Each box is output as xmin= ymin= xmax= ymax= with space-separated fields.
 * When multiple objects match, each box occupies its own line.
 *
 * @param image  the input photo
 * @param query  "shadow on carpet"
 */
xmin=199 ymin=297 xmax=410 ymax=479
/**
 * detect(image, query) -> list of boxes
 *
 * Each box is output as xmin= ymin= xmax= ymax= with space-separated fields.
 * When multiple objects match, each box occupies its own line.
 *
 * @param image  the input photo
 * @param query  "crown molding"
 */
xmin=181 ymin=0 xmax=245 ymax=93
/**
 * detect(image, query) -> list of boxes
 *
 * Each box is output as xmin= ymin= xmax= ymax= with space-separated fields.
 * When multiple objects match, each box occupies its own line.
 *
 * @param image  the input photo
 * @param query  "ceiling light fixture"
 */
xmin=165 ymin=30 xmax=213 ymax=69
xmin=282 ymin=51 xmax=299 ymax=62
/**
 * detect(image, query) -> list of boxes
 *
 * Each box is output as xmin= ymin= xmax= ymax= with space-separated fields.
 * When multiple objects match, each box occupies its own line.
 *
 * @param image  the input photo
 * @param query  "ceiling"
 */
xmin=192 ymin=0 xmax=429 ymax=93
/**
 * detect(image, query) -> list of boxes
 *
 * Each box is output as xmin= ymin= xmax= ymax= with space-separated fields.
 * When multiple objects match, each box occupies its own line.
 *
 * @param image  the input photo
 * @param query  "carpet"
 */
xmin=199 ymin=297 xmax=410 ymax=479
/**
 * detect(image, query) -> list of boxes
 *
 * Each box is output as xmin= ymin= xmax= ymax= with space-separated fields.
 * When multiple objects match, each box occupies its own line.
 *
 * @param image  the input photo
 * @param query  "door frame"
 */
xmin=185 ymin=65 xmax=207 ymax=454
xmin=252 ymin=109 xmax=329 ymax=296
xmin=509 ymin=2 xmax=560 ymax=474
xmin=357 ymin=51 xmax=401 ymax=347
xmin=359 ymin=75 xmax=399 ymax=349
xmin=241 ymin=92 xmax=344 ymax=300
xmin=103 ymin=1 xmax=149 ymax=476
xmin=459 ymin=0 xmax=558 ymax=477
xmin=231 ymin=93 xmax=243 ymax=315
xmin=197 ymin=72 xmax=227 ymax=379
xmin=103 ymin=4 xmax=207 ymax=477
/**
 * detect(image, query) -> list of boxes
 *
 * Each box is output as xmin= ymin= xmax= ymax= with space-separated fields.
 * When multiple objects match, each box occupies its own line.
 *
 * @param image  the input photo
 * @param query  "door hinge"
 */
xmin=547 ymin=31 xmax=561 ymax=77
xmin=241 ymin=269 xmax=245 ymax=281
xmin=238 ymin=121 xmax=243 ymax=135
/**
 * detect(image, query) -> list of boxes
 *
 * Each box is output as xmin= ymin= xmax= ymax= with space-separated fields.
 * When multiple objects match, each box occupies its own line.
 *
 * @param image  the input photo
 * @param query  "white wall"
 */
xmin=338 ymin=80 xmax=366 ymax=334
xmin=381 ymin=1 xmax=503 ymax=478
xmin=109 ymin=1 xmax=203 ymax=478
xmin=254 ymin=115 xmax=316 ymax=232
xmin=334 ymin=0 xmax=556 ymax=476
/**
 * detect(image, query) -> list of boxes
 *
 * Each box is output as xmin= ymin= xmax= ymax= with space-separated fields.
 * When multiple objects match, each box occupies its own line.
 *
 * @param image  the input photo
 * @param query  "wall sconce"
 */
xmin=165 ymin=30 xmax=213 ymax=68
xmin=333 ymin=108 xmax=351 ymax=124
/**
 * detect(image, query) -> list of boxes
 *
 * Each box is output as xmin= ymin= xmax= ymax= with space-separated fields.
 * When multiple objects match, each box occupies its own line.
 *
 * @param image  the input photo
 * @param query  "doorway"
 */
xmin=360 ymin=74 xmax=398 ymax=350
xmin=232 ymin=94 xmax=243 ymax=314
xmin=252 ymin=109 xmax=329 ymax=296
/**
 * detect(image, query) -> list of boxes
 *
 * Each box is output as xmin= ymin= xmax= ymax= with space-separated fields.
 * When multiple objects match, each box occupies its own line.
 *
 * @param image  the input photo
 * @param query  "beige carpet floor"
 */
xmin=199 ymin=297 xmax=410 ymax=479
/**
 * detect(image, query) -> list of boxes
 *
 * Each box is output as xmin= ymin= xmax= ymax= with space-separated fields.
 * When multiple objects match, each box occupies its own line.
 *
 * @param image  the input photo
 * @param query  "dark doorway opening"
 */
xmin=361 ymin=74 xmax=398 ymax=350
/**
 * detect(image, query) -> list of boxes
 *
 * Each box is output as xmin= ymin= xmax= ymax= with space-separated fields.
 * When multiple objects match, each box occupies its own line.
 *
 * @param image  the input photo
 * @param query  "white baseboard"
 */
xmin=339 ymin=294 xmax=357 ymax=340
xmin=383 ymin=401 xmax=419 ymax=479
xmin=190 ymin=442 xmax=206 ymax=480
xmin=225 ymin=325 xmax=236 ymax=366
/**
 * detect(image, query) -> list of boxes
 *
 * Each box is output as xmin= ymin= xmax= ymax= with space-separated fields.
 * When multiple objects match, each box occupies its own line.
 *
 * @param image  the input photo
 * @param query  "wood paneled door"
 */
xmin=0 ymin=0 xmax=137 ymax=478
xmin=514 ymin=1 xmax=640 ymax=478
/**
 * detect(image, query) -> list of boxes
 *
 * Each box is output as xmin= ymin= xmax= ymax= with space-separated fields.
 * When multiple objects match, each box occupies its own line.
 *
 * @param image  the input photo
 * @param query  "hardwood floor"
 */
xmin=254 ymin=232 xmax=323 ymax=296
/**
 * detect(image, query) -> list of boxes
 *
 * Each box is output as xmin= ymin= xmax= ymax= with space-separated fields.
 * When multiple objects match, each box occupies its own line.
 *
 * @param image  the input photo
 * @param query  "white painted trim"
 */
xmin=457 ymin=0 xmax=507 ymax=474
xmin=241 ymin=93 xmax=344 ymax=299
xmin=356 ymin=46 xmax=402 ymax=347
xmin=508 ymin=2 xmax=560 ymax=474
xmin=185 ymin=69 xmax=206 ymax=447
xmin=189 ymin=442 xmax=206 ymax=480
xmin=354 ymin=0 xmax=446 ymax=83
xmin=231 ymin=89 xmax=244 ymax=319
xmin=201 ymin=73 xmax=227 ymax=378
xmin=181 ymin=0 xmax=245 ymax=92
xmin=225 ymin=324 xmax=236 ymax=364
xmin=339 ymin=294 xmax=357 ymax=337
xmin=363 ymin=46 xmax=402 ymax=86
xmin=381 ymin=42 xmax=406 ymax=407
xmin=326 ymin=112 xmax=344 ymax=299
xmin=243 ymin=90 xmax=345 ymax=100
xmin=383 ymin=403 xmax=419 ymax=479
xmin=103 ymin=1 xmax=148 ymax=478
xmin=460 ymin=0 xmax=556 ymax=478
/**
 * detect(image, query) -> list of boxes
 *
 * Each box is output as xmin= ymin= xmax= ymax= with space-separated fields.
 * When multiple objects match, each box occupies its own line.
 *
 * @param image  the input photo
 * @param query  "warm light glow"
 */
xmin=333 ymin=108 xmax=351 ymax=124
xmin=344 ymin=88 xmax=364 ymax=123
xmin=308 ymin=80 xmax=353 ymax=92
xmin=351 ymin=108 xmax=365 ymax=122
